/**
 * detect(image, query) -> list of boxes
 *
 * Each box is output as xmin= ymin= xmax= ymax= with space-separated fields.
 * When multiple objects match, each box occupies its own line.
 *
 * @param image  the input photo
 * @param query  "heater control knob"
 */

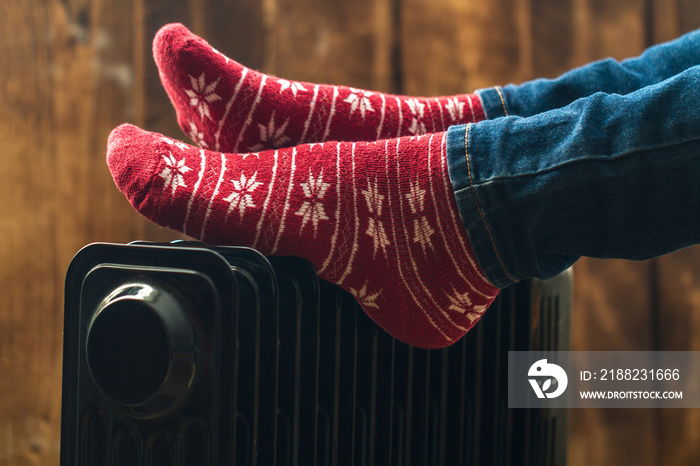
xmin=85 ymin=282 xmax=197 ymax=418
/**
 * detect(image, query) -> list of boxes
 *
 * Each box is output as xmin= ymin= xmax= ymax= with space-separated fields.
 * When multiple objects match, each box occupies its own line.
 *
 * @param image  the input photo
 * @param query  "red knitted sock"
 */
xmin=153 ymin=23 xmax=485 ymax=152
xmin=107 ymin=124 xmax=499 ymax=348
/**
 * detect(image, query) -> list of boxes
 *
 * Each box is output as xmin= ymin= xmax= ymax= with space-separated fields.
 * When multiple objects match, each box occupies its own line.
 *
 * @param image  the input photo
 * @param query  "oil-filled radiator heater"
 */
xmin=60 ymin=241 xmax=571 ymax=465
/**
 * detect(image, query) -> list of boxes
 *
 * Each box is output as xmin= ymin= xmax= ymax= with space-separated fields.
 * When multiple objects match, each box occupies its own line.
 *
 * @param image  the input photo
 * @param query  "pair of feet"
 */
xmin=108 ymin=23 xmax=499 ymax=349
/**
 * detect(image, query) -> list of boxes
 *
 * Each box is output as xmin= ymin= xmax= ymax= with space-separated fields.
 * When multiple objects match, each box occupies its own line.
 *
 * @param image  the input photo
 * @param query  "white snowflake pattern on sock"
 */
xmin=412 ymin=217 xmax=436 ymax=253
xmin=160 ymin=136 xmax=190 ymax=151
xmin=294 ymin=168 xmax=331 ymax=235
xmin=406 ymin=180 xmax=434 ymax=253
xmin=406 ymin=180 xmax=426 ymax=214
xmin=445 ymin=97 xmax=465 ymax=123
xmin=447 ymin=288 xmax=488 ymax=323
xmin=185 ymin=72 xmax=222 ymax=120
xmin=406 ymin=99 xmax=427 ymax=135
xmin=277 ymin=79 xmax=307 ymax=97
xmin=223 ymin=172 xmax=263 ymax=216
xmin=362 ymin=178 xmax=390 ymax=257
xmin=159 ymin=152 xmax=192 ymax=196
xmin=349 ymin=281 xmax=382 ymax=310
xmin=250 ymin=112 xmax=291 ymax=151
xmin=344 ymin=88 xmax=374 ymax=120
xmin=187 ymin=121 xmax=209 ymax=148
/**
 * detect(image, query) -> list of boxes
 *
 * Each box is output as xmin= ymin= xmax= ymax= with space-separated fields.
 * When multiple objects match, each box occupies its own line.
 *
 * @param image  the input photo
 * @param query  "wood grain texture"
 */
xmin=1 ymin=0 xmax=700 ymax=465
xmin=271 ymin=0 xmax=394 ymax=91
xmin=0 ymin=1 xmax=143 ymax=464
xmin=401 ymin=0 xmax=525 ymax=94
xmin=652 ymin=2 xmax=700 ymax=450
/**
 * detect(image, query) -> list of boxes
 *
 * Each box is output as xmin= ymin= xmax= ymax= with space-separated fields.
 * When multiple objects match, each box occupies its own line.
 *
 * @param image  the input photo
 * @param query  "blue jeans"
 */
xmin=447 ymin=29 xmax=700 ymax=288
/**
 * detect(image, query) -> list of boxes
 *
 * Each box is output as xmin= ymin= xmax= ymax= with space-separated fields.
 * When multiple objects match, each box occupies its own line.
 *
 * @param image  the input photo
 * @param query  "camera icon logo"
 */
xmin=528 ymin=359 xmax=568 ymax=399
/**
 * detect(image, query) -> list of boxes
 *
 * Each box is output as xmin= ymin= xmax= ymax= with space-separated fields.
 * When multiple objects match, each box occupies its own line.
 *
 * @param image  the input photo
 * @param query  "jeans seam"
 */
xmin=495 ymin=86 xmax=510 ymax=116
xmin=464 ymin=124 xmax=516 ymax=283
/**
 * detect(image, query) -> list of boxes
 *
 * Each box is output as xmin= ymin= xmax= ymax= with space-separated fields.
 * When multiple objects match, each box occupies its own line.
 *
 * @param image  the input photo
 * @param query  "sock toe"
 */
xmin=153 ymin=22 xmax=229 ymax=84
xmin=106 ymin=124 xmax=168 ymax=211
xmin=152 ymin=22 xmax=234 ymax=149
xmin=152 ymin=23 xmax=198 ymax=68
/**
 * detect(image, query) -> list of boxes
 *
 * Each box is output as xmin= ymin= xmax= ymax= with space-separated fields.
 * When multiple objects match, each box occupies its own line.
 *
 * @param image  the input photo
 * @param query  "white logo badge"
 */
xmin=528 ymin=359 xmax=568 ymax=399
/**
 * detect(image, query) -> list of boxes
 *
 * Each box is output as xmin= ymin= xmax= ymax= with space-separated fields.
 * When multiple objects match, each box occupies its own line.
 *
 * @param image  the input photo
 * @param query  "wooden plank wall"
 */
xmin=1 ymin=0 xmax=699 ymax=464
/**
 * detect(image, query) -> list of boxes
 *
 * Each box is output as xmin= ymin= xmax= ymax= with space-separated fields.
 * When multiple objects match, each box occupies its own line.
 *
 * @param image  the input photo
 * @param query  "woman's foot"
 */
xmin=153 ymin=23 xmax=486 ymax=152
xmin=107 ymin=123 xmax=499 ymax=348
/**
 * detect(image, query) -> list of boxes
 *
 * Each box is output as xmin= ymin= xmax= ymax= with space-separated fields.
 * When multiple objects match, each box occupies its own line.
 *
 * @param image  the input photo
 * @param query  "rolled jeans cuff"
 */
xmin=475 ymin=87 xmax=510 ymax=120
xmin=446 ymin=124 xmax=521 ymax=288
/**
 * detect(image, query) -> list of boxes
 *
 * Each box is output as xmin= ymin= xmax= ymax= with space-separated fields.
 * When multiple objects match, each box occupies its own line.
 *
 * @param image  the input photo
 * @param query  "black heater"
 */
xmin=60 ymin=242 xmax=572 ymax=465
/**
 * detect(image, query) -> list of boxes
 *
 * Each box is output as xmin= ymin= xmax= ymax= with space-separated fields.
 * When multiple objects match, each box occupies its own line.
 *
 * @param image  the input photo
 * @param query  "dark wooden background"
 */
xmin=2 ymin=0 xmax=700 ymax=464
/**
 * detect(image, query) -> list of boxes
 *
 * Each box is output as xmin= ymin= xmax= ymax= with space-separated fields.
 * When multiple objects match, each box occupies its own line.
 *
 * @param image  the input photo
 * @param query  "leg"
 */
xmin=107 ymin=124 xmax=499 ymax=349
xmin=448 ymin=65 xmax=700 ymax=288
xmin=478 ymin=28 xmax=700 ymax=119
xmin=153 ymin=24 xmax=485 ymax=153
xmin=155 ymin=23 xmax=700 ymax=149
